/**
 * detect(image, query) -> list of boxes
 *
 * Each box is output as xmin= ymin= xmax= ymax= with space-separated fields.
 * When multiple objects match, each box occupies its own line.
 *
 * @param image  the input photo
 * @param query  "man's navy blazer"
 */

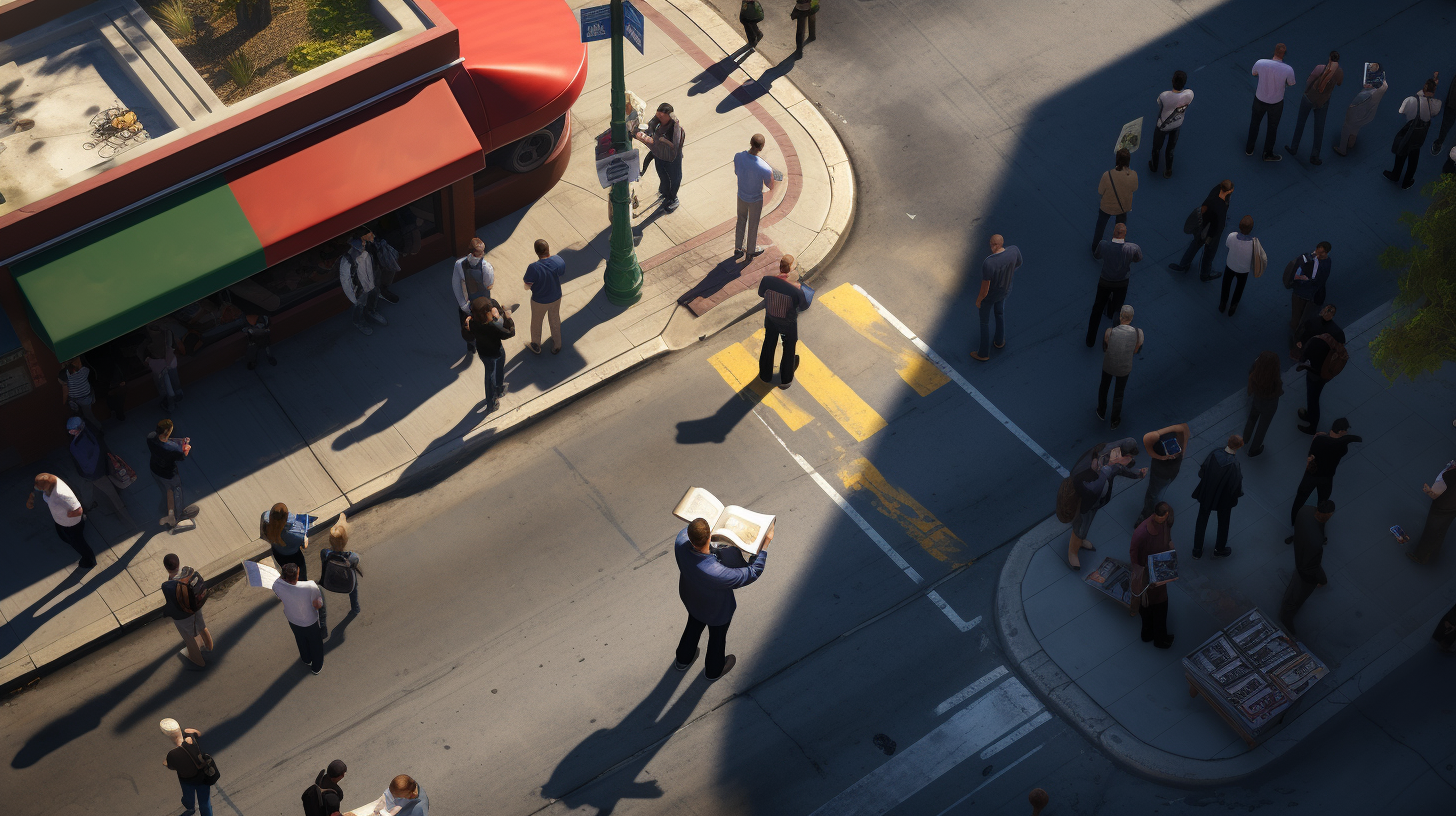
xmin=674 ymin=527 xmax=768 ymax=627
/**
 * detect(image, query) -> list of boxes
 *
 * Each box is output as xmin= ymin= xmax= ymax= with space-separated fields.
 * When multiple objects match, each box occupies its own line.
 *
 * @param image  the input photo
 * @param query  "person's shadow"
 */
xmin=676 ymin=392 xmax=758 ymax=444
xmin=716 ymin=57 xmax=798 ymax=115
xmin=541 ymin=667 xmax=711 ymax=814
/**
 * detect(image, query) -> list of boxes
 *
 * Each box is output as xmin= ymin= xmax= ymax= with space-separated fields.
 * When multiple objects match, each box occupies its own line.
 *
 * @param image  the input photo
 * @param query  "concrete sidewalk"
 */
xmin=0 ymin=0 xmax=852 ymax=691
xmin=996 ymin=304 xmax=1456 ymax=784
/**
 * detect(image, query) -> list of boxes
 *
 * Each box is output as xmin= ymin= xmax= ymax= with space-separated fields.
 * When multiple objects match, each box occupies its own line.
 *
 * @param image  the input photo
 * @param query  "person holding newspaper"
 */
xmin=672 ymin=517 xmax=771 ymax=681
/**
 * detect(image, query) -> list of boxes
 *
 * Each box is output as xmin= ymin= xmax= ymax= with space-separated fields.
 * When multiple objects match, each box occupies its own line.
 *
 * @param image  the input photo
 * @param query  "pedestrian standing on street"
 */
xmin=1334 ymin=67 xmax=1389 ymax=156
xmin=59 ymin=356 xmax=99 ymax=427
xmin=1386 ymin=75 xmax=1443 ymax=189
xmin=523 ymin=239 xmax=566 ymax=356
xmin=1285 ymin=51 xmax=1343 ymax=164
xmin=1243 ymin=350 xmax=1283 ymax=457
xmin=1092 ymin=149 xmax=1137 ymax=253
xmin=1279 ymin=501 xmax=1335 ymax=637
xmin=1247 ymin=43 xmax=1296 ymax=160
xmin=739 ymin=1 xmax=764 ymax=51
xmin=758 ymin=254 xmax=809 ymax=387
xmin=273 ymin=562 xmax=325 ymax=674
xmin=1168 ymin=180 xmax=1232 ymax=281
xmin=1066 ymin=439 xmax=1145 ymax=569
xmin=1295 ymin=315 xmax=1345 ymax=434
xmin=1402 ymin=459 xmax=1456 ymax=565
xmin=1220 ymin=216 xmax=1264 ymax=316
xmin=1190 ymin=434 xmax=1245 ymax=559
xmin=1138 ymin=422 xmax=1189 ymax=525
xmin=734 ymin=133 xmax=777 ymax=261
xmin=790 ymin=0 xmax=818 ymax=58
xmin=1086 ymin=223 xmax=1142 ymax=346
xmin=973 ymin=234 xmax=1022 ymax=361
xmin=320 ymin=513 xmax=362 ymax=618
xmin=262 ymin=502 xmax=309 ymax=581
xmin=1287 ymin=244 xmax=1332 ymax=334
xmin=1131 ymin=502 xmax=1177 ymax=649
xmin=145 ymin=322 xmax=183 ymax=412
xmin=632 ymin=102 xmax=685 ymax=212
xmin=26 ymin=473 xmax=96 ymax=569
xmin=466 ymin=297 xmax=515 ymax=412
xmin=1293 ymin=302 xmax=1341 ymax=358
xmin=241 ymin=313 xmax=276 ymax=370
xmin=162 ymin=553 xmax=213 ymax=670
xmin=148 ymin=420 xmax=196 ymax=531
xmin=1288 ymin=418 xmax=1361 ymax=527
xmin=1148 ymin=70 xmax=1193 ymax=178
xmin=340 ymin=227 xmax=388 ymax=336
xmin=452 ymin=237 xmax=494 ymax=356
xmin=66 ymin=416 xmax=135 ymax=528
xmin=673 ymin=517 xmax=770 ymax=680
xmin=1097 ymin=305 xmax=1143 ymax=430
xmin=303 ymin=760 xmax=348 ymax=816
xmin=370 ymin=775 xmax=429 ymax=816
xmin=160 ymin=718 xmax=214 ymax=816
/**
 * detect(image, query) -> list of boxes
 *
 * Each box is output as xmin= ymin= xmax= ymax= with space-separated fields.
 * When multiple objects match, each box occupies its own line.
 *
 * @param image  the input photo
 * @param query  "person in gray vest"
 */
xmin=452 ymin=237 xmax=495 ymax=355
xmin=1097 ymin=305 xmax=1143 ymax=430
xmin=339 ymin=227 xmax=388 ymax=336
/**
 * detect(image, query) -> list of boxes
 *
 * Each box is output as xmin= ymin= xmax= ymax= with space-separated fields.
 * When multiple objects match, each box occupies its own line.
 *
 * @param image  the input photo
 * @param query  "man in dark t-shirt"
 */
xmin=758 ymin=254 xmax=809 ymax=388
xmin=1297 ymin=318 xmax=1343 ymax=433
xmin=1169 ymin=180 xmax=1233 ymax=280
xmin=973 ymin=234 xmax=1023 ymax=361
xmin=161 ymin=718 xmax=213 ymax=816
xmin=1288 ymin=418 xmax=1361 ymax=528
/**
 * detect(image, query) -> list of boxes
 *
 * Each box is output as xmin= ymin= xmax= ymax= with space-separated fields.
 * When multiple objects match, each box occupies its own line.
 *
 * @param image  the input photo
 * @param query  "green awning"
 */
xmin=12 ymin=177 xmax=265 ymax=362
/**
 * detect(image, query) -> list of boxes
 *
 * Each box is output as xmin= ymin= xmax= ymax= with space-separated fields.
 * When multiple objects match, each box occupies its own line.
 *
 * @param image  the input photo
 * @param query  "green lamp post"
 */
xmin=603 ymin=0 xmax=643 ymax=306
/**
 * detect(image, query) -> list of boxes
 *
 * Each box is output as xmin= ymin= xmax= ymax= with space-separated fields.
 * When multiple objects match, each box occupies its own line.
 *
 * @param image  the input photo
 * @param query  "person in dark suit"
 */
xmin=1280 ymin=501 xmax=1335 ymax=637
xmin=1190 ymin=434 xmax=1245 ymax=559
xmin=673 ymin=518 xmax=770 ymax=680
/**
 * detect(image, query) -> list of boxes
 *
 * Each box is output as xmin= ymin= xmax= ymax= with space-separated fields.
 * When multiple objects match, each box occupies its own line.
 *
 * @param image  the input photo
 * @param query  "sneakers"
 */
xmin=367 ymin=311 xmax=388 ymax=326
xmin=970 ymin=352 xmax=990 ymax=361
xmin=665 ymin=199 xmax=680 ymax=212
xmin=1310 ymin=156 xmax=1322 ymax=165
xmin=1167 ymin=262 xmax=1189 ymax=272
xmin=1248 ymin=445 xmax=1264 ymax=457
xmin=1263 ymin=153 xmax=1281 ymax=162
xmin=748 ymin=246 xmax=765 ymax=258
xmin=1383 ymin=169 xmax=1399 ymax=183
xmin=355 ymin=322 xmax=374 ymax=336
xmin=1213 ymin=547 xmax=1233 ymax=559
xmin=706 ymin=654 xmax=736 ymax=680
xmin=378 ymin=288 xmax=400 ymax=304
xmin=673 ymin=647 xmax=700 ymax=672
xmin=1096 ymin=406 xmax=1106 ymax=421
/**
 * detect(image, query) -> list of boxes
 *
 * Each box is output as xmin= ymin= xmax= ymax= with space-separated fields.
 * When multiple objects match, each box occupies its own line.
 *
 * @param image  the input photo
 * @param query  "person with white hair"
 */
xmin=451 ymin=236 xmax=494 ymax=356
xmin=160 ymin=718 xmax=214 ymax=815
xmin=1098 ymin=304 xmax=1144 ymax=430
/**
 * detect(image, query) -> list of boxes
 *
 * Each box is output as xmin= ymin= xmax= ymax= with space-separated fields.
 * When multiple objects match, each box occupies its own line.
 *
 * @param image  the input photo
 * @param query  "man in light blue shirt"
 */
xmin=733 ymin=133 xmax=777 ymax=262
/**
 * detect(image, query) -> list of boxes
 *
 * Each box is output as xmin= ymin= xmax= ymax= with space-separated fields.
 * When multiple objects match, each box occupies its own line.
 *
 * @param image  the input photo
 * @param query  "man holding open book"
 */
xmin=672 ymin=516 xmax=771 ymax=680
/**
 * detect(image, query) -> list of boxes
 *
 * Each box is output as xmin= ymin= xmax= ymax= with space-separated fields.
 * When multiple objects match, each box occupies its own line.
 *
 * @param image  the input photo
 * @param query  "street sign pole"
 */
xmin=604 ymin=0 xmax=642 ymax=306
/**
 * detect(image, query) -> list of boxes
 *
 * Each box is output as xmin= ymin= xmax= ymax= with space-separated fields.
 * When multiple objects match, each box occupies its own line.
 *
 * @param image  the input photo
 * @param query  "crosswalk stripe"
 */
xmin=979 ymin=711 xmax=1052 ymax=759
xmin=839 ymin=457 xmax=966 ymax=564
xmin=750 ymin=329 xmax=887 ymax=442
xmin=708 ymin=342 xmax=815 ymax=431
xmin=934 ymin=666 xmax=1008 ymax=716
xmin=820 ymin=284 xmax=951 ymax=397
xmin=930 ymin=744 xmax=1045 ymax=816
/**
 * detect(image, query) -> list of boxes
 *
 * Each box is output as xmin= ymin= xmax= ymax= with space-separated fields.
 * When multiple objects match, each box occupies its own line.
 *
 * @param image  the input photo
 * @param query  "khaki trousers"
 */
xmin=530 ymin=299 xmax=563 ymax=350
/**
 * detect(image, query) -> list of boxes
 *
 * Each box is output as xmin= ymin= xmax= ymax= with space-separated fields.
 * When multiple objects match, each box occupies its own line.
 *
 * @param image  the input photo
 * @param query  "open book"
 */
xmin=672 ymin=487 xmax=775 ymax=555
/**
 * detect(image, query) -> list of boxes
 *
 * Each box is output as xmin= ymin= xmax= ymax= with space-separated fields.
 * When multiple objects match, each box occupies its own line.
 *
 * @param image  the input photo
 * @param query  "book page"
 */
xmin=716 ymin=506 xmax=775 ymax=554
xmin=673 ymin=487 xmax=724 ymax=526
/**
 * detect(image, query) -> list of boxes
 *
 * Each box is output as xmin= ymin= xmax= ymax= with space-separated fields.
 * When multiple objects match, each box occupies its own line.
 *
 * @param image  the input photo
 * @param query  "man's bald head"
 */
xmin=989 ymin=234 xmax=1004 ymax=251
xmin=1113 ymin=223 xmax=1128 ymax=238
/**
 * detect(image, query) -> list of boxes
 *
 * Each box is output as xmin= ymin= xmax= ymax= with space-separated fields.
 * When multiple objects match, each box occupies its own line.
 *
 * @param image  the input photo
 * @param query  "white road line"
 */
xmin=934 ymin=666 xmax=1008 ymax=716
xmin=979 ymin=710 xmax=1052 ymax=759
xmin=850 ymin=285 xmax=1069 ymax=478
xmin=926 ymin=591 xmax=980 ymax=632
xmin=930 ymin=744 xmax=1045 ymax=816
xmin=809 ymin=677 xmax=1044 ymax=816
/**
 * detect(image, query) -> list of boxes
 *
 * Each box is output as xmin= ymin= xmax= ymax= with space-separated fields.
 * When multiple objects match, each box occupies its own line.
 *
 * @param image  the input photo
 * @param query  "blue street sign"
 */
xmin=578 ymin=4 xmax=611 ymax=43
xmin=623 ymin=0 xmax=645 ymax=55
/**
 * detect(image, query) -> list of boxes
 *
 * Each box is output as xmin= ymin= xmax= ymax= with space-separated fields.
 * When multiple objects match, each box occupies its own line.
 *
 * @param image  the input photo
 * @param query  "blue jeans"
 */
xmin=656 ymin=157 xmax=683 ymax=202
xmin=480 ymin=351 xmax=504 ymax=406
xmin=181 ymin=782 xmax=213 ymax=816
xmin=978 ymin=298 xmax=1005 ymax=357
xmin=1287 ymin=97 xmax=1328 ymax=159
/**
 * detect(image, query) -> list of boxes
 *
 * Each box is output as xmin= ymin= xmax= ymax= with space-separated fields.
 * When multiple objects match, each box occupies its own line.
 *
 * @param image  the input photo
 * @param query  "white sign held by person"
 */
xmin=596 ymin=149 xmax=641 ymax=188
xmin=244 ymin=560 xmax=280 ymax=590
xmin=1115 ymin=117 xmax=1143 ymax=153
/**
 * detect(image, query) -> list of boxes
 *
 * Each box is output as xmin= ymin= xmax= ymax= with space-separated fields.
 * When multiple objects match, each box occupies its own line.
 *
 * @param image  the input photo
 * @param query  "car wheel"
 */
xmin=508 ymin=129 xmax=557 ymax=173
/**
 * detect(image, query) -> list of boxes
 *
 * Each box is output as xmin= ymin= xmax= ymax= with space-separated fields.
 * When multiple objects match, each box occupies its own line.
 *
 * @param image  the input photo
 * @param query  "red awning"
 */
xmin=226 ymin=78 xmax=485 ymax=266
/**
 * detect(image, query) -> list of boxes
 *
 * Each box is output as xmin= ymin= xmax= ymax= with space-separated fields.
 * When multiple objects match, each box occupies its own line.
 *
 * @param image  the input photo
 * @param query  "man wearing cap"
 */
xmin=304 ymin=760 xmax=348 ymax=816
xmin=26 ymin=473 xmax=96 ymax=569
xmin=65 ymin=416 xmax=135 ymax=528
xmin=633 ymin=102 xmax=686 ymax=212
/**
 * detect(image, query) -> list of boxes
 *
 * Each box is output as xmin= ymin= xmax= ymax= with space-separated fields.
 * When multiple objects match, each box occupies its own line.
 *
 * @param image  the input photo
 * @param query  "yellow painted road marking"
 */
xmin=708 ymin=342 xmax=814 ymax=431
xmin=821 ymin=284 xmax=950 ymax=397
xmin=840 ymin=457 xmax=968 ymax=565
xmin=750 ymin=329 xmax=887 ymax=442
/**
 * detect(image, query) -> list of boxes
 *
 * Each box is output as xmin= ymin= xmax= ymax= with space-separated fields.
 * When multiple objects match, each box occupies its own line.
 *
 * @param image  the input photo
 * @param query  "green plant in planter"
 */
xmin=287 ymin=0 xmax=376 ymax=76
xmin=154 ymin=0 xmax=195 ymax=39
xmin=224 ymin=50 xmax=256 ymax=89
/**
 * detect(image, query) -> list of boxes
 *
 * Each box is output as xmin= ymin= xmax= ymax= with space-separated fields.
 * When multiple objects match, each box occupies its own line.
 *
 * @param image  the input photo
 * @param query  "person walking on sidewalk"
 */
xmin=66 ymin=416 xmax=135 ymax=529
xmin=1087 ymin=223 xmax=1142 ymax=346
xmin=1288 ymin=418 xmax=1361 ymax=527
xmin=1097 ymin=305 xmax=1143 ymax=430
xmin=452 ymin=237 xmax=494 ymax=356
xmin=1148 ymin=70 xmax=1193 ymax=178
xmin=1247 ymin=43 xmax=1296 ymax=160
xmin=1092 ymin=150 xmax=1137 ymax=253
xmin=523 ymin=239 xmax=566 ymax=355
xmin=319 ymin=514 xmax=362 ymax=619
xmin=1220 ymin=216 xmax=1264 ymax=316
xmin=1285 ymin=51 xmax=1343 ymax=165
xmin=632 ymin=103 xmax=685 ymax=212
xmin=1243 ymin=350 xmax=1283 ymax=457
xmin=1066 ymin=439 xmax=1145 ymax=569
xmin=790 ymin=0 xmax=818 ymax=58
xmin=758 ymin=254 xmax=809 ymax=388
xmin=59 ymin=356 xmax=99 ymax=427
xmin=1279 ymin=501 xmax=1334 ymax=638
xmin=1402 ymin=459 xmax=1456 ymax=565
xmin=162 ymin=553 xmax=213 ymax=670
xmin=1294 ymin=302 xmax=1341 ymax=357
xmin=1190 ymin=434 xmax=1245 ymax=559
xmin=1131 ymin=502 xmax=1177 ymax=649
xmin=303 ymin=760 xmax=348 ymax=816
xmin=160 ymin=718 xmax=214 ymax=816
xmin=1169 ymin=180 xmax=1232 ymax=280
xmin=1138 ymin=423 xmax=1189 ymax=525
xmin=1295 ymin=316 xmax=1345 ymax=434
xmin=973 ymin=235 xmax=1022 ymax=361
xmin=1334 ymin=67 xmax=1389 ymax=156
xmin=340 ymin=227 xmax=388 ymax=336
xmin=1386 ymin=75 xmax=1443 ymax=189
xmin=262 ymin=502 xmax=309 ymax=581
xmin=1288 ymin=244 xmax=1332 ymax=333
xmin=674 ymin=517 xmax=770 ymax=680
xmin=466 ymin=297 xmax=515 ymax=412
xmin=273 ymin=562 xmax=325 ymax=674
xmin=734 ymin=133 xmax=777 ymax=262
xmin=739 ymin=1 xmax=764 ymax=51
xmin=27 ymin=473 xmax=96 ymax=569
xmin=240 ymin=313 xmax=276 ymax=370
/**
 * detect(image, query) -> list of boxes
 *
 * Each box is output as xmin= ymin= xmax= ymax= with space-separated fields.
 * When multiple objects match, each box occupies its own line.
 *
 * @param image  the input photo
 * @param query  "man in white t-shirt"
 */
xmin=452 ymin=237 xmax=494 ymax=355
xmin=1220 ymin=215 xmax=1262 ymax=316
xmin=1246 ymin=43 xmax=1297 ymax=160
xmin=26 ymin=473 xmax=96 ymax=569
xmin=1385 ymin=76 xmax=1443 ymax=190
xmin=272 ymin=562 xmax=326 ymax=674
xmin=733 ymin=133 xmax=777 ymax=263
xmin=1149 ymin=70 xmax=1193 ymax=178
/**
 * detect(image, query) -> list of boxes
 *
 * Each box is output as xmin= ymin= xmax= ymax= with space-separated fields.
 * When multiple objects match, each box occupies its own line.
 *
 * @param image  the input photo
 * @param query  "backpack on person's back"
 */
xmin=1315 ymin=333 xmax=1349 ymax=380
xmin=319 ymin=551 xmax=359 ymax=594
xmin=300 ymin=782 xmax=341 ymax=816
xmin=163 ymin=567 xmax=208 ymax=619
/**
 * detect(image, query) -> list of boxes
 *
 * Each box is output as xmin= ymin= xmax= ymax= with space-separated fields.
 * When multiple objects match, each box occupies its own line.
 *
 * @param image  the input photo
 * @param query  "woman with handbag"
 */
xmin=262 ymin=502 xmax=309 ymax=581
xmin=1130 ymin=503 xmax=1176 ymax=648
xmin=1092 ymin=149 xmax=1138 ymax=254
xmin=1385 ymin=75 xmax=1442 ymax=190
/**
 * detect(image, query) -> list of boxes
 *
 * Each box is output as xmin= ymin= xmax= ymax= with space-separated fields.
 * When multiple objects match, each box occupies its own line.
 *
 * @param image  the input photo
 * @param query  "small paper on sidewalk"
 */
xmin=244 ymin=560 xmax=279 ymax=590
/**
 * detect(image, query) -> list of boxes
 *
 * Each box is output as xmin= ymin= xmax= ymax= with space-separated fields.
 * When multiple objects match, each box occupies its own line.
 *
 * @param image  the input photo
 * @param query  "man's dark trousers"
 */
xmin=1097 ymin=372 xmax=1128 ymax=425
xmin=1085 ymin=281 xmax=1127 ymax=346
xmin=978 ymin=298 xmax=1004 ymax=357
xmin=289 ymin=620 xmax=325 ymax=672
xmin=759 ymin=318 xmax=798 ymax=385
xmin=1391 ymin=147 xmax=1422 ymax=186
xmin=1287 ymin=97 xmax=1329 ymax=160
xmin=677 ymin=614 xmax=730 ymax=677
xmin=1193 ymin=504 xmax=1232 ymax=556
xmin=656 ymin=157 xmax=683 ymax=202
xmin=1290 ymin=473 xmax=1333 ymax=525
xmin=1279 ymin=573 xmax=1319 ymax=636
xmin=1178 ymin=233 xmax=1217 ymax=278
xmin=1247 ymin=98 xmax=1284 ymax=156
xmin=1149 ymin=127 xmax=1179 ymax=172
xmin=55 ymin=519 xmax=96 ymax=566
xmin=1304 ymin=373 xmax=1327 ymax=430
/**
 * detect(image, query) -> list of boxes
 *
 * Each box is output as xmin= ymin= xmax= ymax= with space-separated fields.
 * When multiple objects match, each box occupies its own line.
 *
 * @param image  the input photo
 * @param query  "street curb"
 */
xmin=992 ymin=298 xmax=1448 ymax=786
